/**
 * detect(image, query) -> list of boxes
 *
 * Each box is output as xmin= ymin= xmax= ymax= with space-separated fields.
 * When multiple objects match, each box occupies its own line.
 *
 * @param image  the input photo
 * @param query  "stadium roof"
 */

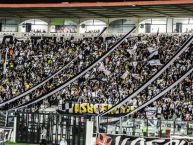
xmin=0 ymin=0 xmax=193 ymax=18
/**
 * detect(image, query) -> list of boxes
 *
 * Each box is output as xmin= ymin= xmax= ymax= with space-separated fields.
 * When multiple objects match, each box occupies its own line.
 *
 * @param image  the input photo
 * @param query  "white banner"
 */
xmin=148 ymin=59 xmax=162 ymax=66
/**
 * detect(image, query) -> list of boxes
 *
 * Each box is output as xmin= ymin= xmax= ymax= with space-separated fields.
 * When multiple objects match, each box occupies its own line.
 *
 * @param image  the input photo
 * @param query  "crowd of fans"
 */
xmin=133 ymin=45 xmax=193 ymax=121
xmin=0 ymin=33 xmax=193 ymax=121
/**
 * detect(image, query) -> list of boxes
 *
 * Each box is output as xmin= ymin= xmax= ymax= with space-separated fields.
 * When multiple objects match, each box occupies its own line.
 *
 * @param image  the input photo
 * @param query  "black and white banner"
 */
xmin=96 ymin=133 xmax=189 ymax=145
xmin=58 ymin=102 xmax=134 ymax=116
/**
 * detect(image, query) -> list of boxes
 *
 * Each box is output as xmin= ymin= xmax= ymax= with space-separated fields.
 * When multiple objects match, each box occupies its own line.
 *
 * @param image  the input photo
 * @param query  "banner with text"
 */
xmin=96 ymin=133 xmax=188 ymax=145
xmin=58 ymin=103 xmax=135 ymax=116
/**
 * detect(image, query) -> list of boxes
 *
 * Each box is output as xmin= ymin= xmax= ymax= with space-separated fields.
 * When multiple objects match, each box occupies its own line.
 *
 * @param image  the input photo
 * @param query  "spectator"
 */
xmin=0 ymin=33 xmax=193 ymax=122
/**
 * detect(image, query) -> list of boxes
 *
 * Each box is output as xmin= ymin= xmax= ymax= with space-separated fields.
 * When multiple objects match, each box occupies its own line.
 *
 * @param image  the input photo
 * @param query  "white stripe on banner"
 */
xmin=148 ymin=50 xmax=158 ymax=59
xmin=127 ymin=44 xmax=137 ymax=55
xmin=148 ymin=59 xmax=162 ymax=66
xmin=147 ymin=47 xmax=157 ymax=53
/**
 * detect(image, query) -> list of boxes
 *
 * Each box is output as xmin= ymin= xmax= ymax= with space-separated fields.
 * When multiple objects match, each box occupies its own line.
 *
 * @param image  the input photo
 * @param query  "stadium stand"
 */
xmin=0 ymin=32 xmax=192 ymax=122
xmin=0 ymin=0 xmax=193 ymax=145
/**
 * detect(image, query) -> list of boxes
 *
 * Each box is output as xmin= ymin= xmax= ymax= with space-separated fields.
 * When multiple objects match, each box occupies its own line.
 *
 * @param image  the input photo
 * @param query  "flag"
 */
xmin=131 ymin=74 xmax=141 ymax=80
xmin=64 ymin=102 xmax=73 ymax=113
xmin=98 ymin=62 xmax=111 ymax=76
xmin=146 ymin=107 xmax=157 ymax=119
xmin=98 ymin=62 xmax=105 ymax=72
xmin=121 ymin=70 xmax=129 ymax=79
xmin=127 ymin=44 xmax=137 ymax=55
xmin=104 ymin=69 xmax=111 ymax=76
xmin=142 ymin=40 xmax=148 ymax=44
xmin=132 ymin=61 xmax=138 ymax=67
xmin=148 ymin=59 xmax=162 ymax=66
xmin=147 ymin=47 xmax=157 ymax=53
xmin=148 ymin=50 xmax=159 ymax=60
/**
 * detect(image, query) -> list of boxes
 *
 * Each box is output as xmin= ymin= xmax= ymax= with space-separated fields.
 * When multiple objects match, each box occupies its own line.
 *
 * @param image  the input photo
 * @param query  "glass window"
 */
xmin=109 ymin=19 xmax=135 ymax=33
xmin=139 ymin=18 xmax=167 ymax=33
xmin=0 ymin=19 xmax=18 ymax=32
xmin=19 ymin=19 xmax=48 ymax=33
xmin=173 ymin=18 xmax=189 ymax=24
xmin=79 ymin=19 xmax=106 ymax=33
xmin=152 ymin=18 xmax=167 ymax=24
xmin=64 ymin=18 xmax=78 ymax=25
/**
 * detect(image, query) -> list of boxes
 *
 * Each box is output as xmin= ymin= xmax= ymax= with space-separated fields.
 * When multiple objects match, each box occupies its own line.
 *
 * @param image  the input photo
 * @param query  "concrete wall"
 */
xmin=1 ymin=17 xmax=193 ymax=33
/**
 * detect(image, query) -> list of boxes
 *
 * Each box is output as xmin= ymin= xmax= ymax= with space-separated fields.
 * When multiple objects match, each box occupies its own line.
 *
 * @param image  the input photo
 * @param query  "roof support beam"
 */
xmin=105 ymin=7 xmax=139 ymax=17
xmin=28 ymin=10 xmax=50 ymax=18
xmin=138 ymin=6 xmax=172 ymax=17
xmin=78 ymin=8 xmax=108 ymax=18
xmin=174 ymin=5 xmax=193 ymax=16
xmin=0 ymin=10 xmax=21 ymax=18
xmin=49 ymin=9 xmax=80 ymax=18
xmin=0 ymin=0 xmax=193 ymax=8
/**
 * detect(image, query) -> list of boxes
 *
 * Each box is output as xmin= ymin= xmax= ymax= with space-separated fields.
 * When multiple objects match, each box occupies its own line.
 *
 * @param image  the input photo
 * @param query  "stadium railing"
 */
xmin=99 ymin=117 xmax=193 ymax=138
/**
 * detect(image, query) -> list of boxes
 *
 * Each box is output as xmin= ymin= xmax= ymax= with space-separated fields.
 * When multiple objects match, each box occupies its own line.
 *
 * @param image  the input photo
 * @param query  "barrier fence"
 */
xmin=1 ymin=111 xmax=193 ymax=145
xmin=99 ymin=117 xmax=193 ymax=138
xmin=15 ymin=111 xmax=88 ymax=145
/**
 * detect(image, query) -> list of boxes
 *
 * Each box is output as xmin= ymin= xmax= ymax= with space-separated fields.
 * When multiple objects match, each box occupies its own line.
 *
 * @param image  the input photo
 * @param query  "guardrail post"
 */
xmin=119 ymin=117 xmax=123 ymax=134
xmin=86 ymin=120 xmax=94 ymax=145
xmin=12 ymin=113 xmax=17 ymax=143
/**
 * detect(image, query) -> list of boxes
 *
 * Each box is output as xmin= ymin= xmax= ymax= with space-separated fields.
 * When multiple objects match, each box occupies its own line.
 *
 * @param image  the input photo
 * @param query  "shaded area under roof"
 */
xmin=0 ymin=0 xmax=192 ymax=18
xmin=0 ymin=0 xmax=161 ymax=4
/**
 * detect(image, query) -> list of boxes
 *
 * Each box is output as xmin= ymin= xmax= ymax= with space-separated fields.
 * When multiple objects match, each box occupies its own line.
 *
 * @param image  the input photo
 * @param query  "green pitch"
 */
xmin=5 ymin=142 xmax=37 ymax=145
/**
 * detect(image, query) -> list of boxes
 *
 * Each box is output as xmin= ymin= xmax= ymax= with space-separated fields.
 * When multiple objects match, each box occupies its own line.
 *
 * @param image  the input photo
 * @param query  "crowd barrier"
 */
xmin=0 ymin=32 xmax=125 ymax=39
xmin=2 ymin=110 xmax=193 ymax=145
xmin=95 ymin=133 xmax=193 ymax=145
xmin=0 ymin=32 xmax=191 ymax=39
xmin=99 ymin=118 xmax=193 ymax=138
